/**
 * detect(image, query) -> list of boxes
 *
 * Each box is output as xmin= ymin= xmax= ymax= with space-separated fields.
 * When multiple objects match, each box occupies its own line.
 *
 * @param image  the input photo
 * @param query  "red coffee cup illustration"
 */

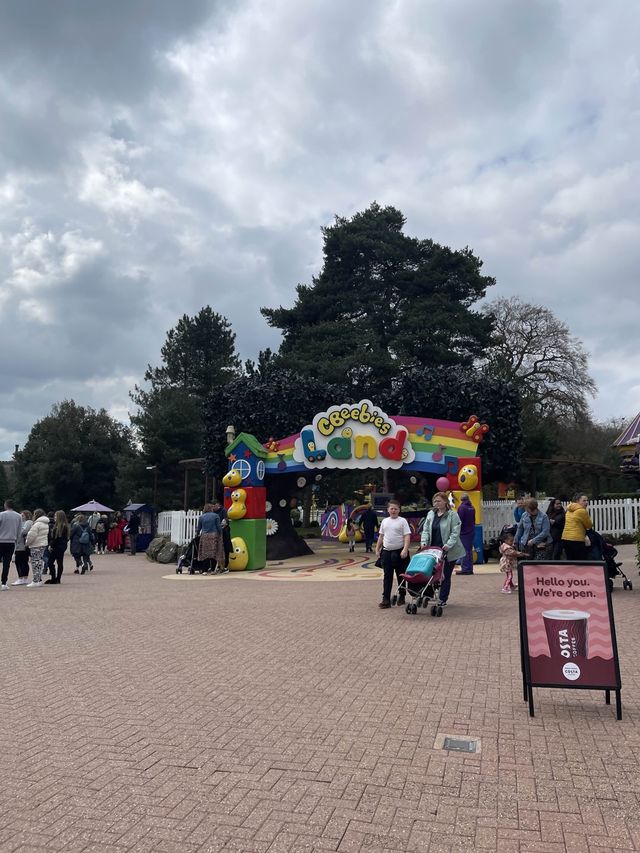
xmin=542 ymin=609 xmax=590 ymax=659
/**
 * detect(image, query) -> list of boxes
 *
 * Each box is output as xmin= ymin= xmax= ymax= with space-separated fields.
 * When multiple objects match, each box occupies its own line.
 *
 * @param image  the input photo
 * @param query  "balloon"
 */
xmin=436 ymin=476 xmax=450 ymax=491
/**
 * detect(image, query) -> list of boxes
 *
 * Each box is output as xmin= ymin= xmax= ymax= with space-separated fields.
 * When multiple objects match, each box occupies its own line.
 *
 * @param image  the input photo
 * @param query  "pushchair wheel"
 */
xmin=176 ymin=567 xmax=182 ymax=574
xmin=422 ymin=598 xmax=429 ymax=608
xmin=416 ymin=597 xmax=423 ymax=608
xmin=411 ymin=603 xmax=418 ymax=615
xmin=624 ymin=580 xmax=632 ymax=590
xmin=431 ymin=605 xmax=437 ymax=616
xmin=405 ymin=604 xmax=411 ymax=614
xmin=436 ymin=606 xmax=443 ymax=617
xmin=188 ymin=568 xmax=195 ymax=575
xmin=390 ymin=595 xmax=397 ymax=606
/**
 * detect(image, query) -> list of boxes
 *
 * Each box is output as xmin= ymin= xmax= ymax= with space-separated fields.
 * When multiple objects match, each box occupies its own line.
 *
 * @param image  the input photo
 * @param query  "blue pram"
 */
xmin=391 ymin=546 xmax=446 ymax=617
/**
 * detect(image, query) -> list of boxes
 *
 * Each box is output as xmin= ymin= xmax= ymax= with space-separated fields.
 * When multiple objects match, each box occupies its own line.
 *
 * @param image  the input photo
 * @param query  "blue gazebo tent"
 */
xmin=123 ymin=502 xmax=156 ymax=551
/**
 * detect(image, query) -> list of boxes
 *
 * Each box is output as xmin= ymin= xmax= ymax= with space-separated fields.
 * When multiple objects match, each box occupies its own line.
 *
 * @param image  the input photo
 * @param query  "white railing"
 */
xmin=158 ymin=498 xmax=640 ymax=547
xmin=156 ymin=510 xmax=202 ymax=546
xmin=482 ymin=498 xmax=640 ymax=540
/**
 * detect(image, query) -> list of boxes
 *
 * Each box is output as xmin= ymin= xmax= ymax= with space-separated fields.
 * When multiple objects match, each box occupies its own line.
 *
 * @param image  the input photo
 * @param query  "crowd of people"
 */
xmin=499 ymin=494 xmax=594 ymax=592
xmin=371 ymin=491 xmax=596 ymax=608
xmin=0 ymin=501 xmax=140 ymax=590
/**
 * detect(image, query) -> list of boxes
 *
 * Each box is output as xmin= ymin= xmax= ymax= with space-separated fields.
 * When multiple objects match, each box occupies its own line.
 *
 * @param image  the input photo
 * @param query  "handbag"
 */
xmin=374 ymin=555 xmax=383 ymax=568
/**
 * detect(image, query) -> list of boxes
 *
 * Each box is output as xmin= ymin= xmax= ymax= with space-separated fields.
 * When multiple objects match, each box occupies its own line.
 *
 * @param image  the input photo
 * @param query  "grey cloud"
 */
xmin=0 ymin=0 xmax=217 ymax=100
xmin=1 ymin=0 xmax=640 ymax=458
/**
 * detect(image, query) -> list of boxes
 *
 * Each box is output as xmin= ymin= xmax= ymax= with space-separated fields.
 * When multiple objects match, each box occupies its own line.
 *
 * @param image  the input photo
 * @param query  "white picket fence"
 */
xmin=158 ymin=498 xmax=640 ymax=546
xmin=482 ymin=498 xmax=640 ymax=540
xmin=157 ymin=510 xmax=202 ymax=546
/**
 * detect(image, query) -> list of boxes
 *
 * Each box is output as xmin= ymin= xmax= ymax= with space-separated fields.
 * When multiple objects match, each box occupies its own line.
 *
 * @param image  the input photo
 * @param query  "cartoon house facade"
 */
xmin=222 ymin=400 xmax=488 ymax=572
xmin=223 ymin=433 xmax=268 ymax=570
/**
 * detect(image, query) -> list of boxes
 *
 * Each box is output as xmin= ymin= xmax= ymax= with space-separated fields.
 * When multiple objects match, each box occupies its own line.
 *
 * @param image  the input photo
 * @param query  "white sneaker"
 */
xmin=26 ymin=581 xmax=44 ymax=588
xmin=0 ymin=584 xmax=8 ymax=591
xmin=11 ymin=578 xmax=28 ymax=585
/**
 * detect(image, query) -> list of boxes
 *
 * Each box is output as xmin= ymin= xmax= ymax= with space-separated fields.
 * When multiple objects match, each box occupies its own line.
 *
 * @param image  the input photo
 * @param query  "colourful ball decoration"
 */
xmin=436 ymin=476 xmax=450 ymax=491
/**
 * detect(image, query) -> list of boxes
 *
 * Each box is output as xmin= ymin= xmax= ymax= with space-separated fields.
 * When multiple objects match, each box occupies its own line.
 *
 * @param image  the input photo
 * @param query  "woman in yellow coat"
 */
xmin=561 ymin=494 xmax=593 ymax=561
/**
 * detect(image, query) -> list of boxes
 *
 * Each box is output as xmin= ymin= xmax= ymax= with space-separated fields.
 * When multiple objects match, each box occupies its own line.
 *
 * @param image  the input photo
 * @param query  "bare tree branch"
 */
xmin=479 ymin=296 xmax=596 ymax=419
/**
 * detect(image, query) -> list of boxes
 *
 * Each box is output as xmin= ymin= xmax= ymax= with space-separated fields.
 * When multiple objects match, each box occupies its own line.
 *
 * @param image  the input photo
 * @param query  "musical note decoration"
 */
xmin=431 ymin=444 xmax=446 ymax=463
xmin=416 ymin=424 xmax=435 ymax=440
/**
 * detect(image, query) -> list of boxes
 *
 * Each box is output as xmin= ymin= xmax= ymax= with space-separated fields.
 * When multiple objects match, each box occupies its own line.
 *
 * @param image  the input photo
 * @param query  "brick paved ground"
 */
xmin=1 ymin=544 xmax=640 ymax=852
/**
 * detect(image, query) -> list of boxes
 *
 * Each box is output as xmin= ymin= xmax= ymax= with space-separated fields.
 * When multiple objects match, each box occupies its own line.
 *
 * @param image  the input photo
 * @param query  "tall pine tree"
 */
xmin=261 ymin=203 xmax=495 ymax=398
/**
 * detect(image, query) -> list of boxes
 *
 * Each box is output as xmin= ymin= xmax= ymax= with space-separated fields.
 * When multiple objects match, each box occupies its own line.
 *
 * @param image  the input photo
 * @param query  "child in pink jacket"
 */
xmin=499 ymin=532 xmax=526 ymax=594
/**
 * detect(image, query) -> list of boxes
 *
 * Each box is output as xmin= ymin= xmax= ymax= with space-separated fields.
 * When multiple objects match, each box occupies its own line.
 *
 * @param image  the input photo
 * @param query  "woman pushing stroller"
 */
xmin=419 ymin=492 xmax=466 ymax=608
xmin=196 ymin=503 xmax=227 ymax=573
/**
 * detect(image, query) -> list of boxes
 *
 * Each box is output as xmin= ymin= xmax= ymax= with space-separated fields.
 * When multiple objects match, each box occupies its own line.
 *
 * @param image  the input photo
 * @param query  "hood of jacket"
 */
xmin=566 ymin=502 xmax=583 ymax=514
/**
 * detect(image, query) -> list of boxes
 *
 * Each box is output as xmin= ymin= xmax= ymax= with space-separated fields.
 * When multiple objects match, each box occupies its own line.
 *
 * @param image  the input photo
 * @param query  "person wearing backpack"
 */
xmin=70 ymin=514 xmax=94 ymax=574
xmin=95 ymin=515 xmax=108 ymax=554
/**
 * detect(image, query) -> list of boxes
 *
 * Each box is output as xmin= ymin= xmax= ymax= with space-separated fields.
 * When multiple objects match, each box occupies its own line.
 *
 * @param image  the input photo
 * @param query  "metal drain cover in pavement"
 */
xmin=443 ymin=737 xmax=477 ymax=753
xmin=433 ymin=733 xmax=481 ymax=753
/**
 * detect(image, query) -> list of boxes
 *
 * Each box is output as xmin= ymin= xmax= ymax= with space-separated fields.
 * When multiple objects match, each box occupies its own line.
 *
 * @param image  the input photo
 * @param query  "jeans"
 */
xmin=222 ymin=528 xmax=231 ymax=568
xmin=381 ymin=548 xmax=409 ymax=601
xmin=551 ymin=539 xmax=564 ymax=560
xmin=0 ymin=542 xmax=15 ymax=585
xmin=363 ymin=531 xmax=375 ymax=552
xmin=74 ymin=553 xmax=90 ymax=572
xmin=49 ymin=549 xmax=65 ymax=583
xmin=15 ymin=549 xmax=30 ymax=579
xmin=438 ymin=559 xmax=456 ymax=604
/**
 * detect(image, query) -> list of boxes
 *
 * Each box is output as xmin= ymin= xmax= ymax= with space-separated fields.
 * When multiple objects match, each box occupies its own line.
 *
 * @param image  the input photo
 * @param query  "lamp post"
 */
xmin=146 ymin=465 xmax=158 ymax=509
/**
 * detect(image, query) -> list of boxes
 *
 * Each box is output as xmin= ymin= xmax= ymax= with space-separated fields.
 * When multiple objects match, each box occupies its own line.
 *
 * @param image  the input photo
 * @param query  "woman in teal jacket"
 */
xmin=420 ymin=492 xmax=466 ymax=606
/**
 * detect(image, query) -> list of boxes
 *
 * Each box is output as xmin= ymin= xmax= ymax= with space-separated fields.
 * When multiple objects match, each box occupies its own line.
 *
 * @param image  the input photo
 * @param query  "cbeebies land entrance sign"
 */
xmin=293 ymin=400 xmax=415 ymax=470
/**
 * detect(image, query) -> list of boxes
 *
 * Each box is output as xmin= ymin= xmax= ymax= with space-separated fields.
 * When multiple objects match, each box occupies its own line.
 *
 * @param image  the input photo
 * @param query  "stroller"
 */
xmin=587 ymin=529 xmax=632 ymax=591
xmin=486 ymin=524 xmax=517 ymax=562
xmin=176 ymin=535 xmax=207 ymax=575
xmin=390 ymin=546 xmax=446 ymax=617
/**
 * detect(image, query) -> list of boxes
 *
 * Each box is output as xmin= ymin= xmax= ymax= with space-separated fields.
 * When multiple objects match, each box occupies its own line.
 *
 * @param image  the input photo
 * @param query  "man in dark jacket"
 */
xmin=127 ymin=513 xmax=140 ymax=556
xmin=360 ymin=506 xmax=378 ymax=553
xmin=212 ymin=499 xmax=231 ymax=569
xmin=456 ymin=494 xmax=476 ymax=575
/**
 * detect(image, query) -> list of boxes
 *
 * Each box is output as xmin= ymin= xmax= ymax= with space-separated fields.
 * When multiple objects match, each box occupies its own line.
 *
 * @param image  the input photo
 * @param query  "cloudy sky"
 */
xmin=1 ymin=0 xmax=639 ymax=458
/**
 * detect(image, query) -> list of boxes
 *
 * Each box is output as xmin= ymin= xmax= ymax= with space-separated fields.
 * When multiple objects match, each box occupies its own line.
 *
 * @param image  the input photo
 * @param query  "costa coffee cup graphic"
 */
xmin=542 ymin=609 xmax=590 ymax=659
